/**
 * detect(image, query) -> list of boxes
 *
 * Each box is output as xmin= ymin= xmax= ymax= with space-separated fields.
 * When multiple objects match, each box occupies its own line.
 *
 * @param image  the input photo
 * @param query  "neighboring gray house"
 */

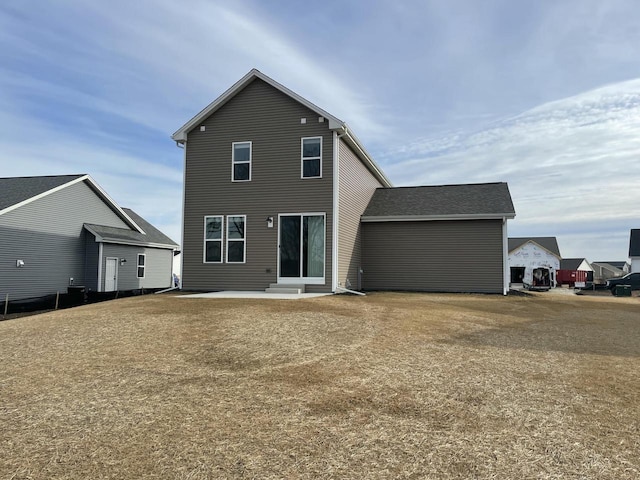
xmin=0 ymin=174 xmax=179 ymax=301
xmin=508 ymin=237 xmax=561 ymax=287
xmin=630 ymin=229 xmax=640 ymax=273
xmin=173 ymin=69 xmax=516 ymax=295
xmin=599 ymin=261 xmax=630 ymax=274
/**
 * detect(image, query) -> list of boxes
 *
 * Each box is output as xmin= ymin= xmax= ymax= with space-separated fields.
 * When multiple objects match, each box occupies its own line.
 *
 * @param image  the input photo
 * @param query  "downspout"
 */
xmin=332 ymin=130 xmax=339 ymax=292
xmin=177 ymin=139 xmax=187 ymax=290
xmin=502 ymin=217 xmax=509 ymax=295
xmin=333 ymin=127 xmax=350 ymax=293
xmin=336 ymin=285 xmax=366 ymax=296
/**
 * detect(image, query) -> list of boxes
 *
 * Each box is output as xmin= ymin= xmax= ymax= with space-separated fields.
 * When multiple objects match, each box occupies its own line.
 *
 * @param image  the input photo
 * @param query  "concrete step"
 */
xmin=265 ymin=283 xmax=306 ymax=294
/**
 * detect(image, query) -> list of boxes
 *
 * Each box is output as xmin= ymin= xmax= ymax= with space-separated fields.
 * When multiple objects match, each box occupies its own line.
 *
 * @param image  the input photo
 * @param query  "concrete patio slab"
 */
xmin=176 ymin=291 xmax=332 ymax=300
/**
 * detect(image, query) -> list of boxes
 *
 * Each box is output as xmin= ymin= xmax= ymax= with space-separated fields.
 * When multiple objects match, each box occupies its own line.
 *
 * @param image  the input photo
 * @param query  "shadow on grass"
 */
xmin=441 ymin=313 xmax=640 ymax=358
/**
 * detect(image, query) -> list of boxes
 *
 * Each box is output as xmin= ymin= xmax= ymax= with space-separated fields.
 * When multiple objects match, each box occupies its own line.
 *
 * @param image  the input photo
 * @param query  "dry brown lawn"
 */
xmin=1 ymin=291 xmax=639 ymax=479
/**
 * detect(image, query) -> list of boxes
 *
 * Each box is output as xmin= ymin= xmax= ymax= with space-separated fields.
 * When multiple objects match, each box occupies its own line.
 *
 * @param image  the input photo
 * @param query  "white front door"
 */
xmin=105 ymin=257 xmax=118 ymax=292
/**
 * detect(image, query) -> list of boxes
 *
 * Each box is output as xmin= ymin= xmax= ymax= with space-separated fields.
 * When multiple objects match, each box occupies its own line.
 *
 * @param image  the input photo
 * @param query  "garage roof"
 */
xmin=361 ymin=182 xmax=515 ymax=222
xmin=84 ymin=208 xmax=178 ymax=250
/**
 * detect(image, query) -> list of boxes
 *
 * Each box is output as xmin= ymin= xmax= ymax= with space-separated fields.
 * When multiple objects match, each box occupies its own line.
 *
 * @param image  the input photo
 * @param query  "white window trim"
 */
xmin=137 ymin=253 xmax=146 ymax=279
xmin=232 ymin=141 xmax=252 ymax=182
xmin=203 ymin=215 xmax=224 ymax=264
xmin=226 ymin=215 xmax=247 ymax=264
xmin=301 ymin=137 xmax=322 ymax=179
xmin=277 ymin=212 xmax=326 ymax=285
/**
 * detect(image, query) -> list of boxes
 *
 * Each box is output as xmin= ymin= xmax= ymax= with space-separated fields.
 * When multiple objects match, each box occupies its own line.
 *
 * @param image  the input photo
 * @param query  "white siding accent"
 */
xmin=509 ymin=242 xmax=561 ymax=286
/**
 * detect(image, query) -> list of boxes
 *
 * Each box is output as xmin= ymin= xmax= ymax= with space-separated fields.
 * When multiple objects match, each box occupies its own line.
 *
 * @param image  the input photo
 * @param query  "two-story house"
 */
xmin=173 ymin=69 xmax=516 ymax=294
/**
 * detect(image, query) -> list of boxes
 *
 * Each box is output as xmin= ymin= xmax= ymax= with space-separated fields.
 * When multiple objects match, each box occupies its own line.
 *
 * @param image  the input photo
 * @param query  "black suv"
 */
xmin=606 ymin=272 xmax=640 ymax=291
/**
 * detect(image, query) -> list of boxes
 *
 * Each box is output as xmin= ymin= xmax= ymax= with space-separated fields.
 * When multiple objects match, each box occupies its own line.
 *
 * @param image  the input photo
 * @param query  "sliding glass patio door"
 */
xmin=278 ymin=214 xmax=325 ymax=283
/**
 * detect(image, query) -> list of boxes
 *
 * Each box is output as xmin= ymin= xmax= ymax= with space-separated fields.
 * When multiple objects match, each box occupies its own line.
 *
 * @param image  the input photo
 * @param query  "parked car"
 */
xmin=606 ymin=273 xmax=640 ymax=292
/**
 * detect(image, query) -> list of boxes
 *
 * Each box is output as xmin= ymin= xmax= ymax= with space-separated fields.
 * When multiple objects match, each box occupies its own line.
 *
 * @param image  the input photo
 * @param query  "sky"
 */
xmin=1 ymin=0 xmax=639 ymax=264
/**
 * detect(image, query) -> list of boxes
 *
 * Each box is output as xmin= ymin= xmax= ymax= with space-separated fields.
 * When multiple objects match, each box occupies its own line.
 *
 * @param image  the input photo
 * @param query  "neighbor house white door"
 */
xmin=105 ymin=257 xmax=118 ymax=292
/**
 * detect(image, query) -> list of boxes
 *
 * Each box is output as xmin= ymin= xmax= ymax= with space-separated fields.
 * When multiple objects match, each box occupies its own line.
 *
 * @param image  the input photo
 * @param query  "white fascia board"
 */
xmin=342 ymin=127 xmax=392 ymax=188
xmin=171 ymin=68 xmax=345 ymax=142
xmin=0 ymin=175 xmax=88 ymax=217
xmin=97 ymin=238 xmax=178 ymax=250
xmin=84 ymin=225 xmax=176 ymax=250
xmin=361 ymin=213 xmax=516 ymax=222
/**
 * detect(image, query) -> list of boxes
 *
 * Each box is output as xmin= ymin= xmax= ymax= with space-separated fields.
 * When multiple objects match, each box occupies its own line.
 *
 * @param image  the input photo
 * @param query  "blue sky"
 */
xmin=1 ymin=0 xmax=639 ymax=263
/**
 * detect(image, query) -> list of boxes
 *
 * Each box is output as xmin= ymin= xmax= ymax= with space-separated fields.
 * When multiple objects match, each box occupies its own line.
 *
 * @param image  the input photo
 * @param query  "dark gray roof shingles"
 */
xmin=85 ymin=208 xmax=178 ymax=248
xmin=508 ymin=237 xmax=561 ymax=257
xmin=0 ymin=174 xmax=85 ymax=211
xmin=560 ymin=258 xmax=587 ymax=270
xmin=363 ymin=182 xmax=515 ymax=218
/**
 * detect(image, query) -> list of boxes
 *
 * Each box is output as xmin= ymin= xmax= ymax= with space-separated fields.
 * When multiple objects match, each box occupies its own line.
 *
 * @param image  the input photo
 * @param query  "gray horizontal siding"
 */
xmin=337 ymin=139 xmax=384 ymax=290
xmin=183 ymin=78 xmax=334 ymax=293
xmin=0 ymin=181 xmax=131 ymax=301
xmin=84 ymin=234 xmax=100 ymax=292
xmin=101 ymin=244 xmax=173 ymax=291
xmin=362 ymin=220 xmax=504 ymax=293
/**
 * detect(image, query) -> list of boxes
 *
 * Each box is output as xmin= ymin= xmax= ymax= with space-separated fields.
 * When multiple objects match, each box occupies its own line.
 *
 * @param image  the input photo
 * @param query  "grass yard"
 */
xmin=1 ymin=291 xmax=639 ymax=479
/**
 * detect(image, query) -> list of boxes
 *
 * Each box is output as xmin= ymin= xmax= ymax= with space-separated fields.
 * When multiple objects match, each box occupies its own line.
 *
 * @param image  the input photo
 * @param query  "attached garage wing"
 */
xmin=362 ymin=219 xmax=505 ymax=293
xmin=360 ymin=183 xmax=516 ymax=294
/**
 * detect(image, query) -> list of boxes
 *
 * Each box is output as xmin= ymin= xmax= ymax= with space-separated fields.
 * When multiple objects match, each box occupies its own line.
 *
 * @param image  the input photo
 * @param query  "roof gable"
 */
xmin=172 ymin=69 xmax=344 ymax=141
xmin=560 ymin=258 xmax=592 ymax=270
xmin=508 ymin=237 xmax=561 ymax=258
xmin=0 ymin=174 xmax=144 ymax=234
xmin=362 ymin=182 xmax=515 ymax=221
xmin=171 ymin=68 xmax=392 ymax=187
xmin=630 ymin=229 xmax=640 ymax=257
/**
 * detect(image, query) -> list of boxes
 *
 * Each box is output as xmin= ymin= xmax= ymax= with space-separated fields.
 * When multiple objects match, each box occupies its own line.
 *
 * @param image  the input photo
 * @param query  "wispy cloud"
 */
xmin=380 ymin=79 xmax=640 ymax=260
xmin=1 ymin=0 xmax=639 ymax=263
xmin=0 ymin=0 xmax=385 ymax=247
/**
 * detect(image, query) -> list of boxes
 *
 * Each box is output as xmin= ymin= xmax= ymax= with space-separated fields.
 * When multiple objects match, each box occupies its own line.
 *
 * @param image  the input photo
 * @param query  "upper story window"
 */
xmin=137 ymin=254 xmax=146 ymax=278
xmin=204 ymin=216 xmax=223 ymax=263
xmin=301 ymin=137 xmax=322 ymax=178
xmin=226 ymin=215 xmax=246 ymax=263
xmin=232 ymin=142 xmax=251 ymax=182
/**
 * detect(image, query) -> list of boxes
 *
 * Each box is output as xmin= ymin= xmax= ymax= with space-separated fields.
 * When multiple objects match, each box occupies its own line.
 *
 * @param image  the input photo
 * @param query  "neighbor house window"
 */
xmin=301 ymin=137 xmax=322 ymax=178
xmin=137 ymin=254 xmax=146 ymax=278
xmin=232 ymin=142 xmax=251 ymax=181
xmin=204 ymin=216 xmax=223 ymax=263
xmin=226 ymin=215 xmax=246 ymax=263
